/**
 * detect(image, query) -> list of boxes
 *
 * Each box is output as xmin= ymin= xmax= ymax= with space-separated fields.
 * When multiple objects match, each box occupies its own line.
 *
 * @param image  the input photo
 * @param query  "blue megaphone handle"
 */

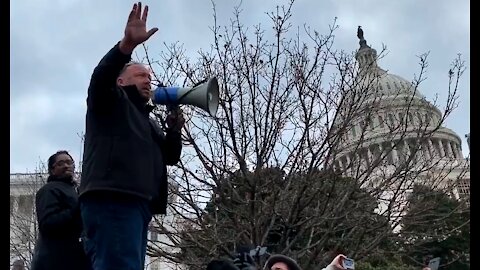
xmin=153 ymin=87 xmax=181 ymax=105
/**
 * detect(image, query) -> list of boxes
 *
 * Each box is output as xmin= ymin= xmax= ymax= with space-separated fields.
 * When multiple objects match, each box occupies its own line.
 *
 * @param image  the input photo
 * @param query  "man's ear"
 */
xmin=117 ymin=77 xmax=124 ymax=86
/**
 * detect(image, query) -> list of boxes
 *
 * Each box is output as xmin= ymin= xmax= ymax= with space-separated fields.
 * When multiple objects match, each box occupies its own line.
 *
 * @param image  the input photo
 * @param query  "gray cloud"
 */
xmin=10 ymin=0 xmax=470 ymax=172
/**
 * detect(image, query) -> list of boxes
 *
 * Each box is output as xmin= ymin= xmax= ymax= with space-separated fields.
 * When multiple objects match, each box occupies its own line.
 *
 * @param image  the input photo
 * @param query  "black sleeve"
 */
xmin=87 ymin=42 xmax=132 ymax=109
xmin=162 ymin=129 xmax=183 ymax=165
xmin=150 ymin=118 xmax=183 ymax=165
xmin=35 ymin=186 xmax=80 ymax=237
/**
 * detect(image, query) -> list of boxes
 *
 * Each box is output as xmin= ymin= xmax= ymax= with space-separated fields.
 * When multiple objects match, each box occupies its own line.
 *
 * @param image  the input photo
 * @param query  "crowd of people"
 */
xmin=207 ymin=253 xmax=350 ymax=270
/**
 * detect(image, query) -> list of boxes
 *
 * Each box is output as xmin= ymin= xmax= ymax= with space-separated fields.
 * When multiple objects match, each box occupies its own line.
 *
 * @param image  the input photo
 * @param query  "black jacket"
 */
xmin=31 ymin=176 xmax=91 ymax=270
xmin=79 ymin=42 xmax=182 ymax=214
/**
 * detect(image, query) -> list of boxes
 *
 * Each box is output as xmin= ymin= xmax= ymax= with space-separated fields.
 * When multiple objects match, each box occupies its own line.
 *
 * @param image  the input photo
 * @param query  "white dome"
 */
xmin=331 ymin=28 xmax=464 ymax=171
xmin=375 ymin=72 xmax=425 ymax=99
xmin=353 ymin=38 xmax=424 ymax=100
xmin=330 ymin=27 xmax=470 ymax=230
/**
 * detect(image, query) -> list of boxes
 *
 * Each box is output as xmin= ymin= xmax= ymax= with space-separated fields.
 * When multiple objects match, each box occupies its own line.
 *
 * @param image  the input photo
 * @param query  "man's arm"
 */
xmin=162 ymin=109 xmax=185 ymax=165
xmin=149 ymin=117 xmax=182 ymax=165
xmin=162 ymin=130 xmax=182 ymax=165
xmin=87 ymin=42 xmax=132 ymax=108
xmin=87 ymin=2 xmax=158 ymax=108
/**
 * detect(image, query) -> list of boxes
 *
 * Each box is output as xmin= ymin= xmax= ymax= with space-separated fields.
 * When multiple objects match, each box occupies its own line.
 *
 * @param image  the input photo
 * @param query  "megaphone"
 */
xmin=152 ymin=77 xmax=219 ymax=117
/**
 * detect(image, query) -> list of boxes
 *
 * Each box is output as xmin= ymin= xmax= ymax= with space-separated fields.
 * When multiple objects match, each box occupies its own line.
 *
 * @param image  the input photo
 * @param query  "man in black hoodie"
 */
xmin=31 ymin=150 xmax=91 ymax=270
xmin=78 ymin=2 xmax=184 ymax=270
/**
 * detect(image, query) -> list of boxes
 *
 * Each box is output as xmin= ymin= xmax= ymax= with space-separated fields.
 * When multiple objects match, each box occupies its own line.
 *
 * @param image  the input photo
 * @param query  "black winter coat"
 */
xmin=79 ymin=42 xmax=182 ymax=214
xmin=31 ymin=176 xmax=91 ymax=270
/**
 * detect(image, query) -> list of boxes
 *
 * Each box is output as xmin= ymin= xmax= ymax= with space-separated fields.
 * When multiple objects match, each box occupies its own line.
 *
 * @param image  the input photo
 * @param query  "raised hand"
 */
xmin=327 ymin=254 xmax=347 ymax=270
xmin=120 ymin=2 xmax=159 ymax=54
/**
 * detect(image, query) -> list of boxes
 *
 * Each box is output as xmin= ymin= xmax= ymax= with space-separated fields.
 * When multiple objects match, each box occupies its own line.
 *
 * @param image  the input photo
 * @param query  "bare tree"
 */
xmin=10 ymin=164 xmax=48 ymax=269
xmin=137 ymin=1 xmax=468 ymax=269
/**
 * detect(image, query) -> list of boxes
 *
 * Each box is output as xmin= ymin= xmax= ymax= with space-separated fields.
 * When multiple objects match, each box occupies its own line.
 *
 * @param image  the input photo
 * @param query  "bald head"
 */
xmin=117 ymin=62 xmax=153 ymax=102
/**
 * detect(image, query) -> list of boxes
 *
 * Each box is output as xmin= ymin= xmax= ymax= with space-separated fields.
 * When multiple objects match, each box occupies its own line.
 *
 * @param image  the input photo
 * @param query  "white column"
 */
xmin=403 ymin=140 xmax=411 ymax=160
xmin=353 ymin=152 xmax=362 ymax=172
xmin=455 ymin=143 xmax=464 ymax=158
xmin=428 ymin=139 xmax=440 ymax=158
xmin=345 ymin=154 xmax=351 ymax=174
xmin=437 ymin=139 xmax=445 ymax=157
xmin=350 ymin=153 xmax=356 ymax=172
xmin=445 ymin=140 xmax=454 ymax=158
xmin=423 ymin=141 xmax=431 ymax=160
xmin=391 ymin=142 xmax=399 ymax=163
xmin=360 ymin=151 xmax=367 ymax=171
xmin=367 ymin=147 xmax=373 ymax=166
xmin=377 ymin=143 xmax=384 ymax=163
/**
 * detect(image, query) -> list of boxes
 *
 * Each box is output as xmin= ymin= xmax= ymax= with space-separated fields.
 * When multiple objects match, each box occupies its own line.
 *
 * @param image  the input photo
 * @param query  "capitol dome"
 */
xmin=375 ymin=72 xmax=424 ymax=98
xmin=347 ymin=31 xmax=425 ymax=101
xmin=327 ymin=26 xmax=469 ymax=230
xmin=332 ymin=27 xmax=465 ymax=177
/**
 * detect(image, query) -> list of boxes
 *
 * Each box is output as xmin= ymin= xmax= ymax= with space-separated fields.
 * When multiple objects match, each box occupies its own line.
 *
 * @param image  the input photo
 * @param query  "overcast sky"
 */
xmin=10 ymin=0 xmax=469 ymax=173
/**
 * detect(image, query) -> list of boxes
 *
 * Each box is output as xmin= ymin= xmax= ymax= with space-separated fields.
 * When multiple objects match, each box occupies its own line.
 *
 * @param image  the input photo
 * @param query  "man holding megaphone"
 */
xmin=78 ymin=2 xmax=185 ymax=270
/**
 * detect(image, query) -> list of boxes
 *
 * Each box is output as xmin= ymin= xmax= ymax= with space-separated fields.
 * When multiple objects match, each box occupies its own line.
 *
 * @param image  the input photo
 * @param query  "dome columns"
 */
xmin=335 ymin=137 xmax=462 ymax=175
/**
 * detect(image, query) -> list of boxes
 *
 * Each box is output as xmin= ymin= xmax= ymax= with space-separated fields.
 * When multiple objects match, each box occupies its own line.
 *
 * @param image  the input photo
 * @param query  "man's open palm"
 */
xmin=124 ymin=2 xmax=158 ymax=46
